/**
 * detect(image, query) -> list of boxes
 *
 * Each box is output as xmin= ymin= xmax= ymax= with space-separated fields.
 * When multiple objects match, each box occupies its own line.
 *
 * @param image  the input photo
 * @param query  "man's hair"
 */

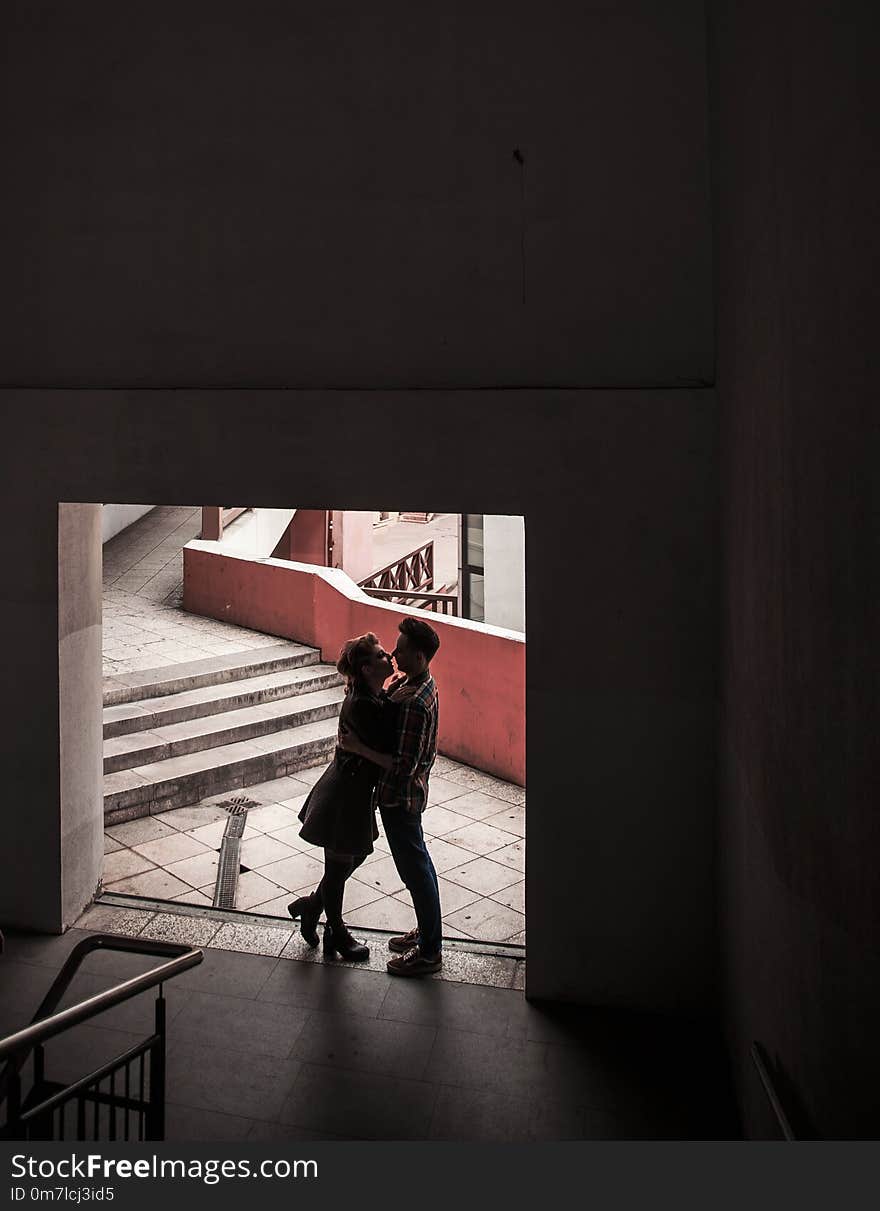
xmin=399 ymin=616 xmax=440 ymax=662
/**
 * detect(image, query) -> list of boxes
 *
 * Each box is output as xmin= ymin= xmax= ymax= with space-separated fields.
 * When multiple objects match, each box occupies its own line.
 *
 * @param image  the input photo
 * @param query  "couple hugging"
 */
xmin=287 ymin=616 xmax=443 ymax=977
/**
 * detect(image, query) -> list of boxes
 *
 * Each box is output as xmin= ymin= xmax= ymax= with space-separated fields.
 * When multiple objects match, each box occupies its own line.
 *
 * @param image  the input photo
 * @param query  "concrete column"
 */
xmin=58 ymin=504 xmax=104 ymax=927
xmin=0 ymin=502 xmax=103 ymax=932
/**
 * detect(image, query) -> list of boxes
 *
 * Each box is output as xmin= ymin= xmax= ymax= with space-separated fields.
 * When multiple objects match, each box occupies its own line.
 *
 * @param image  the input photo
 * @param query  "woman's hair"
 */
xmin=336 ymin=632 xmax=380 ymax=688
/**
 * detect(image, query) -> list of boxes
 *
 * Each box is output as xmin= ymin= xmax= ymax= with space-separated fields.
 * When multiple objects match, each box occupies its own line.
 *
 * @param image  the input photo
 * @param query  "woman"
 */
xmin=287 ymin=632 xmax=396 ymax=961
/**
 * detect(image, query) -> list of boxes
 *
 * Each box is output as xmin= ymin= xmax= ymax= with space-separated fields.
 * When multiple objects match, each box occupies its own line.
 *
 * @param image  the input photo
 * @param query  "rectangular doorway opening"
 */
xmin=98 ymin=504 xmax=526 ymax=959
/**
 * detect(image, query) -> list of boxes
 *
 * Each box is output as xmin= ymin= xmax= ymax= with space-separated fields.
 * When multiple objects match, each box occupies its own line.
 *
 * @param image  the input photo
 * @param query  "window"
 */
xmin=460 ymin=513 xmax=485 ymax=623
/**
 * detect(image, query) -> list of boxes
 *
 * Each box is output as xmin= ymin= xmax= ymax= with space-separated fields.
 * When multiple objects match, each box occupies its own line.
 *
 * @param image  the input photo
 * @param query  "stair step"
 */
xmin=103 ymin=717 xmax=339 ymax=826
xmin=103 ymin=662 xmax=343 ymax=738
xmin=102 ymin=643 xmax=320 ymax=708
xmin=103 ymin=685 xmax=346 ymax=773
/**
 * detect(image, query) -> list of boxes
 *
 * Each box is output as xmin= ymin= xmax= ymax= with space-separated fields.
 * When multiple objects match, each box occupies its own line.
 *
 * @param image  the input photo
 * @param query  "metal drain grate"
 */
xmin=212 ymin=800 xmax=252 ymax=908
xmin=214 ymin=795 xmax=259 ymax=815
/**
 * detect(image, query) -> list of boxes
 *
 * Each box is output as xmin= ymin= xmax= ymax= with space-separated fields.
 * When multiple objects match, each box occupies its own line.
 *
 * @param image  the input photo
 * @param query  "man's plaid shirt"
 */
xmin=377 ymin=670 xmax=439 ymax=814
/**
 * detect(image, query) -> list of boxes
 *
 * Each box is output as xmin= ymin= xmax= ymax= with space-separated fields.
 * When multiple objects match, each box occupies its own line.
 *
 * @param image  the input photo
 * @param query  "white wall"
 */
xmin=101 ymin=504 xmax=155 ymax=543
xmin=483 ymin=514 xmax=525 ymax=632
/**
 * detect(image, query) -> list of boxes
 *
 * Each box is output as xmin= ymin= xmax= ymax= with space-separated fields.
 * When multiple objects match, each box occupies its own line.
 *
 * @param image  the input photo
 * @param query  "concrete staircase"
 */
xmin=103 ymin=643 xmax=344 ymax=826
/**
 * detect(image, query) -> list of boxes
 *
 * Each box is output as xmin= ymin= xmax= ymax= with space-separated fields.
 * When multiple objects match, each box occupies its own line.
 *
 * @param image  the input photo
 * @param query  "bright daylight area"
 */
xmin=99 ymin=505 xmax=526 ymax=960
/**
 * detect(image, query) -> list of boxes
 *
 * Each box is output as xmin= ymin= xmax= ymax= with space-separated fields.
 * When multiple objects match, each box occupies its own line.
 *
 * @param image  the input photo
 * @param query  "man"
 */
xmin=338 ymin=615 xmax=442 ymax=976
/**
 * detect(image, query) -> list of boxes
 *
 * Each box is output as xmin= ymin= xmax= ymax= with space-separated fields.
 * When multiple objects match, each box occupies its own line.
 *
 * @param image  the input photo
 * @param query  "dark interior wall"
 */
xmin=0 ymin=2 xmax=721 ymax=1016
xmin=0 ymin=388 xmax=718 ymax=1018
xmin=709 ymin=1 xmax=880 ymax=1136
xmin=0 ymin=0 xmax=711 ymax=387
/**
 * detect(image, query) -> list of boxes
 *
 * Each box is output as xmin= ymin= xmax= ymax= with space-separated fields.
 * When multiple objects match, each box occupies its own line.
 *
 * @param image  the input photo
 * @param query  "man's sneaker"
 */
xmin=388 ymin=927 xmax=420 ymax=954
xmin=386 ymin=947 xmax=442 ymax=978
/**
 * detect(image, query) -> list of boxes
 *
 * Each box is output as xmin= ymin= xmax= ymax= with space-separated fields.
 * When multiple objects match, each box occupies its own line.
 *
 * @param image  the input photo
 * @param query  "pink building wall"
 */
xmin=183 ymin=541 xmax=525 ymax=785
xmin=331 ymin=510 xmax=375 ymax=584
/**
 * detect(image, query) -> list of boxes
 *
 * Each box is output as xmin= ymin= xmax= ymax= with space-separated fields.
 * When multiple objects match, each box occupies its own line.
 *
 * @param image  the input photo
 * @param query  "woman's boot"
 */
xmin=287 ymin=891 xmax=322 ymax=948
xmin=322 ymin=922 xmax=370 ymax=961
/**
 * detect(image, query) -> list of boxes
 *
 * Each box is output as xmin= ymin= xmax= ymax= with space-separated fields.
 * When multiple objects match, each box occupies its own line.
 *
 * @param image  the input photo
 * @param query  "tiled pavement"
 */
xmin=102 ymin=506 xmax=289 ymax=677
xmin=102 ymin=759 xmax=526 ymax=945
xmin=0 ymin=924 xmax=741 ymax=1141
xmin=101 ymin=505 xmax=526 ymax=946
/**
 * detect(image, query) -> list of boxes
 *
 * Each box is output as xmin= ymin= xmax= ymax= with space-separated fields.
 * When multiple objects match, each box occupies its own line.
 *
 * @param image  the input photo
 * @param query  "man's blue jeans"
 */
xmin=379 ymin=803 xmax=442 ymax=957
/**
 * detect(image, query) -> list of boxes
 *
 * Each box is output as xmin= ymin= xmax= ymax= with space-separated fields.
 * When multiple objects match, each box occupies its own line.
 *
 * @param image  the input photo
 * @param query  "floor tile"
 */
xmin=154 ymin=804 xmax=230 ymax=832
xmin=235 ymin=871 xmax=289 ymax=910
xmin=428 ymin=1085 xmax=533 ymax=1142
xmin=245 ymin=775 xmax=313 ymax=803
xmin=102 ymin=849 xmax=157 ymax=883
xmin=378 ymin=976 xmax=520 ymax=1037
xmin=103 ymin=868 xmax=192 ymax=899
xmin=278 ymin=1064 xmax=438 ymax=1140
xmin=165 ymin=1103 xmax=255 ymax=1142
xmin=433 ymin=789 xmax=512 ymax=821
xmin=489 ymin=880 xmax=525 ymax=913
xmin=426 ymin=777 xmax=477 ymax=807
xmin=74 ymin=906 xmax=155 ymax=937
xmin=421 ymin=804 xmax=477 ymax=836
xmin=491 ymin=840 xmax=526 ymax=872
xmin=106 ymin=816 xmax=179 ymax=847
xmin=139 ymin=912 xmax=221 ymax=948
xmin=261 ymin=824 xmax=312 ymax=852
xmin=350 ymin=855 xmax=405 ymax=897
xmin=131 ymin=832 xmax=212 ymax=866
xmin=170 ymin=946 xmax=280 ymax=999
xmin=258 ymin=960 xmax=391 ymax=1016
xmin=435 ymin=949 xmax=519 ymax=989
xmin=326 ymin=877 xmax=385 ymax=912
xmin=256 ymin=852 xmax=325 ymax=894
xmin=441 ymin=820 xmax=519 ymax=857
xmin=463 ymin=905 xmax=525 ymax=943
xmin=0 ymin=928 xmax=95 ymax=971
xmin=414 ymin=836 xmax=474 ymax=873
xmin=423 ymin=1029 xmax=555 ymax=1102
xmin=171 ymin=888 xmax=214 ymax=906
xmin=165 ymin=850 xmax=221 ymax=890
xmin=210 ymin=921 xmax=293 ymax=957
xmin=286 ymin=764 xmax=326 ymax=787
xmin=483 ymin=804 xmax=526 ymax=837
xmin=245 ymin=1120 xmax=348 ymax=1141
xmin=170 ymin=989 xmax=311 ymax=1058
xmin=245 ymin=803 xmax=302 ymax=834
xmin=442 ymin=856 xmax=523 ymax=896
xmin=165 ymin=1041 xmax=301 ymax=1120
xmin=275 ymin=793 xmax=310 ymax=815
xmin=250 ymin=893 xmax=300 ymax=918
xmin=239 ymin=833 xmax=297 ymax=868
xmin=292 ymin=1011 xmax=436 ymax=1078
xmin=344 ymin=897 xmax=415 ymax=933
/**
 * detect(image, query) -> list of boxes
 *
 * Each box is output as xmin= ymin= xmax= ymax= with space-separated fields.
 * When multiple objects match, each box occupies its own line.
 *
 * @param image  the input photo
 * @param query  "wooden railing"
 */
xmin=361 ymin=587 xmax=458 ymax=616
xmin=359 ymin=540 xmax=434 ymax=593
xmin=359 ymin=543 xmax=458 ymax=615
xmin=200 ymin=507 xmax=251 ymax=542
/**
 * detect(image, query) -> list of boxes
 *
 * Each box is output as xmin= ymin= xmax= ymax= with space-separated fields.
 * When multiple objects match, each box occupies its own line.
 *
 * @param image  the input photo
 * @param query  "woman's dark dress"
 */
xmin=297 ymin=685 xmax=396 ymax=857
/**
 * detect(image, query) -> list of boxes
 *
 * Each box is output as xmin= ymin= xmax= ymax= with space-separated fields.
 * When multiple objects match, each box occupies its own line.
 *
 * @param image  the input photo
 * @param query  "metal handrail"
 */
xmin=750 ymin=1041 xmax=795 ymax=1140
xmin=0 ymin=936 xmax=202 ymax=1065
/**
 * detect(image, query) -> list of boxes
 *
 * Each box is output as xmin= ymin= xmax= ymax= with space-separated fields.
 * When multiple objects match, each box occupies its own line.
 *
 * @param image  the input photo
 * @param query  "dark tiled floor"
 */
xmin=0 ymin=927 xmax=741 ymax=1141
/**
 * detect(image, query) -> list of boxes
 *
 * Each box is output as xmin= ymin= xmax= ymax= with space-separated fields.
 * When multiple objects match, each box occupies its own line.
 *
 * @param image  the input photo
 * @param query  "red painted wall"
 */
xmin=183 ymin=542 xmax=525 ymax=786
